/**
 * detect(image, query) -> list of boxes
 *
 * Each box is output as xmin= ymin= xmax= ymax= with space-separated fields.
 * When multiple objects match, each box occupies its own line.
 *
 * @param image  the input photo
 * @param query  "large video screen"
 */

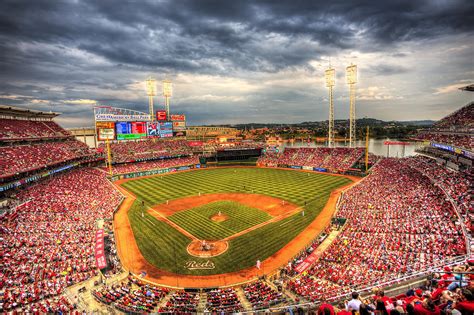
xmin=131 ymin=122 xmax=147 ymax=134
xmin=147 ymin=122 xmax=159 ymax=137
xmin=116 ymin=121 xmax=147 ymax=140
xmin=146 ymin=122 xmax=173 ymax=138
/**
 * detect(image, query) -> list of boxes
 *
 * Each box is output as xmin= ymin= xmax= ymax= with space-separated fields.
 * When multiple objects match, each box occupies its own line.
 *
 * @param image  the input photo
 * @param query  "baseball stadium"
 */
xmin=1 ymin=1 xmax=474 ymax=315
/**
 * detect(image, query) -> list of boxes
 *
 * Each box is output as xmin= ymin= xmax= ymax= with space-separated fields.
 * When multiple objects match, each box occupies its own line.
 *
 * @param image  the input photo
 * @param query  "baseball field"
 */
xmin=117 ymin=167 xmax=352 ymax=279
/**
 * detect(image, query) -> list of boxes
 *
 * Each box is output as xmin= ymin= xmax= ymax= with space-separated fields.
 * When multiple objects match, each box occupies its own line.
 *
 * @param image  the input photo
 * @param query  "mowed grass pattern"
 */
xmin=168 ymin=201 xmax=272 ymax=240
xmin=124 ymin=167 xmax=351 ymax=275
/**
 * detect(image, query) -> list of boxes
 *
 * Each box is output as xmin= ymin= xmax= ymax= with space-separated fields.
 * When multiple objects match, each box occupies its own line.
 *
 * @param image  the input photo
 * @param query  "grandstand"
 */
xmin=413 ymin=102 xmax=473 ymax=152
xmin=0 ymin=103 xmax=472 ymax=314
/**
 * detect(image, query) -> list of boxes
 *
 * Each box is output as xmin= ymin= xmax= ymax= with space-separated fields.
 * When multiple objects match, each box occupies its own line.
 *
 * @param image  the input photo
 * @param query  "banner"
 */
xmin=313 ymin=167 xmax=328 ymax=172
xmin=294 ymin=247 xmax=325 ymax=273
xmin=95 ymin=229 xmax=107 ymax=269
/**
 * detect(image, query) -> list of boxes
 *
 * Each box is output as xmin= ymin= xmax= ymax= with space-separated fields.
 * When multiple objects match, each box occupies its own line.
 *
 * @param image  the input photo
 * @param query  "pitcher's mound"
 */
xmin=210 ymin=213 xmax=229 ymax=222
xmin=187 ymin=240 xmax=229 ymax=257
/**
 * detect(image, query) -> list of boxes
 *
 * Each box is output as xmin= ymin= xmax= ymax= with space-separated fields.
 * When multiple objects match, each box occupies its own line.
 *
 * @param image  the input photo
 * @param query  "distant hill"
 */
xmin=226 ymin=118 xmax=435 ymax=130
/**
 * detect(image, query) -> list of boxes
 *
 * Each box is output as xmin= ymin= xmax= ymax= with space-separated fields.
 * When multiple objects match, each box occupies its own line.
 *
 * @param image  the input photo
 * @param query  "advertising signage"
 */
xmin=156 ymin=110 xmax=167 ymax=121
xmin=95 ymin=113 xmax=150 ymax=121
xmin=170 ymin=114 xmax=186 ymax=121
xmin=96 ymin=121 xmax=116 ymax=141
xmin=159 ymin=122 xmax=173 ymax=138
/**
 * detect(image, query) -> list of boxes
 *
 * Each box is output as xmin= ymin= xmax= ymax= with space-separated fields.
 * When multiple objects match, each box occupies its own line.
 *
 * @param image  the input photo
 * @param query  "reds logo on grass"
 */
xmin=185 ymin=260 xmax=215 ymax=270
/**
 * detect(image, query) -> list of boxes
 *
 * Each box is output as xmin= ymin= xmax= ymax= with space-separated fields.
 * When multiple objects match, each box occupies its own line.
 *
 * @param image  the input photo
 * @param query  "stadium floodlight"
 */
xmin=346 ymin=64 xmax=357 ymax=147
xmin=325 ymin=67 xmax=336 ymax=148
xmin=325 ymin=68 xmax=335 ymax=87
xmin=163 ymin=80 xmax=172 ymax=120
xmin=145 ymin=77 xmax=157 ymax=121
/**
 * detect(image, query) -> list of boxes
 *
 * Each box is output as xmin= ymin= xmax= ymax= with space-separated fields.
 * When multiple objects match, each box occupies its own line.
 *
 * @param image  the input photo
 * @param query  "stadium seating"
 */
xmin=99 ymin=139 xmax=193 ymax=163
xmin=288 ymin=158 xmax=467 ymax=301
xmin=413 ymin=103 xmax=474 ymax=150
xmin=205 ymin=288 xmax=243 ymax=313
xmin=0 ymin=140 xmax=97 ymax=178
xmin=402 ymin=156 xmax=472 ymax=221
xmin=243 ymin=281 xmax=287 ymax=310
xmin=415 ymin=132 xmax=473 ymax=151
xmin=0 ymin=118 xmax=70 ymax=140
xmin=1 ymin=168 xmax=122 ymax=312
xmin=257 ymin=147 xmax=364 ymax=172
xmin=92 ymin=277 xmax=169 ymax=314
xmin=433 ymin=102 xmax=474 ymax=129
xmin=103 ymin=156 xmax=199 ymax=175
xmin=157 ymin=291 xmax=199 ymax=313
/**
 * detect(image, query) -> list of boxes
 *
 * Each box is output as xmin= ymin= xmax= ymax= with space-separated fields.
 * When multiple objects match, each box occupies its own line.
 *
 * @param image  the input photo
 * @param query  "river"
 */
xmin=281 ymin=139 xmax=421 ymax=157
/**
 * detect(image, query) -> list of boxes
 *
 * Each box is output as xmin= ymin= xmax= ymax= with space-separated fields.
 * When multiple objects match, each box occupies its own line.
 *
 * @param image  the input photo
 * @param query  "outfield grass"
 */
xmin=124 ymin=167 xmax=350 ymax=275
xmin=168 ymin=201 xmax=272 ymax=240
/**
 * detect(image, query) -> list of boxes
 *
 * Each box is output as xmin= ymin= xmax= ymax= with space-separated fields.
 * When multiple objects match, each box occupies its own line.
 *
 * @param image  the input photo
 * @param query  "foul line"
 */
xmin=147 ymin=206 xmax=200 ymax=241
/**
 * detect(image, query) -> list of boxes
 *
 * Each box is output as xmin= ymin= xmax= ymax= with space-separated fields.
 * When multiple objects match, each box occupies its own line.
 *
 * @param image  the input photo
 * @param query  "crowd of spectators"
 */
xmin=288 ymin=158 xmax=467 ymax=301
xmin=92 ymin=277 xmax=169 ymax=314
xmin=257 ymin=147 xmax=364 ymax=172
xmin=433 ymin=103 xmax=474 ymax=130
xmin=402 ymin=156 xmax=472 ymax=223
xmin=0 ymin=119 xmax=70 ymax=140
xmin=413 ymin=102 xmax=473 ymax=151
xmin=315 ymin=263 xmax=474 ymax=315
xmin=0 ymin=140 xmax=97 ymax=178
xmin=414 ymin=132 xmax=473 ymax=151
xmin=205 ymin=288 xmax=243 ymax=313
xmin=99 ymin=139 xmax=193 ymax=163
xmin=243 ymin=281 xmax=287 ymax=310
xmin=158 ymin=291 xmax=199 ymax=313
xmin=1 ymin=168 xmax=123 ymax=313
xmin=103 ymin=156 xmax=199 ymax=175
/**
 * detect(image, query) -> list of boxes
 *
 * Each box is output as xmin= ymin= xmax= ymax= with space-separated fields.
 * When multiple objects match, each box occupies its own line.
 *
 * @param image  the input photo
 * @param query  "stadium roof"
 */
xmin=459 ymin=84 xmax=474 ymax=92
xmin=0 ymin=105 xmax=60 ymax=119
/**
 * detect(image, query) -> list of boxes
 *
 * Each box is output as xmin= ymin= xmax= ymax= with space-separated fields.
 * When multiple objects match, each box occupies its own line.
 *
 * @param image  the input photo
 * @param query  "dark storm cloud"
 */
xmin=0 ymin=0 xmax=473 ymax=126
xmin=2 ymin=0 xmax=473 ymax=73
xmin=369 ymin=64 xmax=410 ymax=76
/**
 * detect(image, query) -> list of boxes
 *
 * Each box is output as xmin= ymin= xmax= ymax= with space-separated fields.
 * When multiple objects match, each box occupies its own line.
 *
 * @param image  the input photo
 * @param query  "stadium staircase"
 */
xmin=194 ymin=292 xmax=206 ymax=313
xmin=157 ymin=292 xmax=175 ymax=311
xmin=235 ymin=287 xmax=253 ymax=311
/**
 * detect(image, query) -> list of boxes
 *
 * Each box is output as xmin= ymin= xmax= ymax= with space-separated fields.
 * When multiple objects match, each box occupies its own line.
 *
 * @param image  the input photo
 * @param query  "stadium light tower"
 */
xmin=145 ymin=77 xmax=157 ymax=121
xmin=163 ymin=79 xmax=173 ymax=120
xmin=325 ymin=67 xmax=336 ymax=148
xmin=346 ymin=64 xmax=357 ymax=147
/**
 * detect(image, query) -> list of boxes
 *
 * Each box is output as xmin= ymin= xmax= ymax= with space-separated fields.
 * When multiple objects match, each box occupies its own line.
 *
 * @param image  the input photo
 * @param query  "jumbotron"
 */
xmin=0 ymin=100 xmax=472 ymax=314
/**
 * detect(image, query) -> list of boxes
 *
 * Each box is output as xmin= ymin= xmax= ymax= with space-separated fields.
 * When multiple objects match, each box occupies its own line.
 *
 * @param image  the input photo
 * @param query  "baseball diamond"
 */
xmin=117 ymin=167 xmax=352 ymax=277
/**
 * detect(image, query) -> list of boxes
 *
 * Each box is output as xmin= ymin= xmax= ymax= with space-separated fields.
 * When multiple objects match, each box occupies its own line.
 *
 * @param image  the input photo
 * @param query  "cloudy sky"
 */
xmin=0 ymin=0 xmax=473 ymax=127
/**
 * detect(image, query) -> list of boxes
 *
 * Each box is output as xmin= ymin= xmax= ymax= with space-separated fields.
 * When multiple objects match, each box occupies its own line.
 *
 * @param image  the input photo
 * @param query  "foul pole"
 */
xmin=106 ymin=138 xmax=113 ymax=176
xmin=365 ymin=126 xmax=369 ymax=172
